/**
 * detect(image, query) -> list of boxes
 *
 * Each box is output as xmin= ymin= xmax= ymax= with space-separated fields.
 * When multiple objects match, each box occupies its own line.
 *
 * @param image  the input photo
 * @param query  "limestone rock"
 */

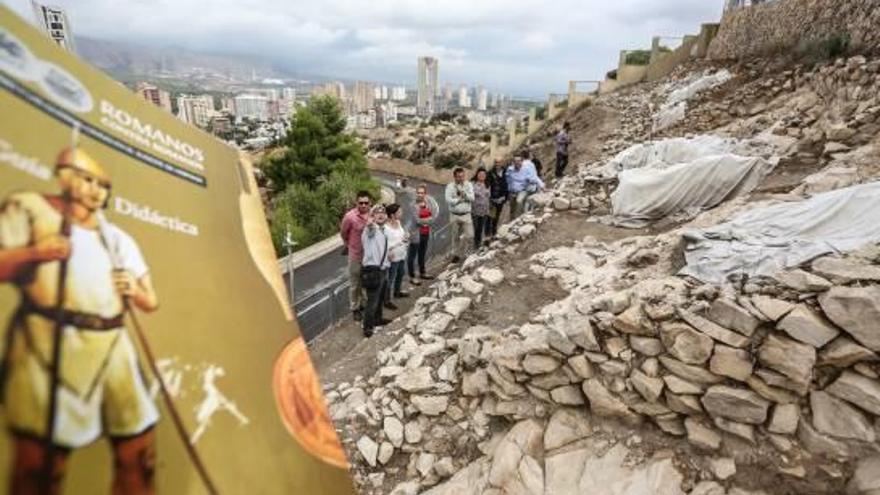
xmin=777 ymin=305 xmax=840 ymax=348
xmin=613 ymin=304 xmax=655 ymax=336
xmin=826 ymin=371 xmax=880 ymax=415
xmin=551 ymin=385 xmax=586 ymax=405
xmin=751 ymin=296 xmax=795 ymax=322
xmin=709 ymin=344 xmax=753 ymax=381
xmin=582 ymin=379 xmax=636 ymax=420
xmin=357 ymin=435 xmax=379 ymax=467
xmin=378 ymin=441 xmax=394 ymax=465
xmin=478 ymin=268 xmax=505 ymax=286
xmin=666 ymin=391 xmax=703 ymax=415
xmin=462 ymin=369 xmax=490 ymax=397
xmin=798 ymin=419 xmax=850 ymax=460
xmin=767 ymin=403 xmax=800 ymax=435
xmin=708 ymin=299 xmax=760 ymax=336
xmin=460 ymin=276 xmax=485 ymax=295
xmin=847 ymin=455 xmax=880 ymax=495
xmin=714 ymin=417 xmax=755 ymax=444
xmin=412 ymin=395 xmax=449 ymax=416
xmin=444 ymin=297 xmax=472 ymax=319
xmin=422 ymin=312 xmax=456 ymax=335
xmin=434 ymin=457 xmax=456 ymax=478
xmin=810 ymin=391 xmax=875 ymax=441
xmin=567 ymin=355 xmax=595 ymax=379
xmin=819 ymin=286 xmax=880 ymax=351
xmin=659 ymin=355 xmax=724 ymax=384
xmin=775 ymin=269 xmax=832 ymax=292
xmin=757 ymin=333 xmax=816 ymax=387
xmin=663 ymin=375 xmax=704 ymax=395
xmin=488 ymin=419 xmax=543 ymax=488
xmin=812 ymin=256 xmax=880 ymax=284
xmin=523 ymin=354 xmax=561 ymax=375
xmin=404 ymin=421 xmax=423 ymax=444
xmin=685 ymin=418 xmax=721 ymax=451
xmin=384 ymin=416 xmax=404 ymax=447
xmin=701 ymin=385 xmax=770 ymax=425
xmin=630 ymin=336 xmax=664 ymax=357
xmin=545 ymin=443 xmax=685 ymax=495
xmin=544 ymin=408 xmax=592 ymax=451
xmin=819 ymin=336 xmax=877 ymax=368
xmin=690 ymin=481 xmax=726 ymax=495
xmin=678 ymin=309 xmax=749 ymax=348
xmin=661 ymin=322 xmax=714 ymax=365
xmin=709 ymin=457 xmax=737 ymax=481
xmin=395 ymin=367 xmax=436 ymax=392
xmin=631 ymin=370 xmax=665 ymax=403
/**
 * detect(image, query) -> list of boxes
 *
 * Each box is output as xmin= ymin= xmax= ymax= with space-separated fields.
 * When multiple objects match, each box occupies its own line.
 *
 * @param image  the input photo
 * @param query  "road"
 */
xmin=284 ymin=170 xmax=451 ymax=341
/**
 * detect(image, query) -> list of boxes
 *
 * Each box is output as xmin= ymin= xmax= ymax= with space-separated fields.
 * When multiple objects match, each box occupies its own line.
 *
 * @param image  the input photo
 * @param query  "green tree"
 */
xmin=264 ymin=96 xmax=366 ymax=189
xmin=263 ymin=95 xmax=380 ymax=253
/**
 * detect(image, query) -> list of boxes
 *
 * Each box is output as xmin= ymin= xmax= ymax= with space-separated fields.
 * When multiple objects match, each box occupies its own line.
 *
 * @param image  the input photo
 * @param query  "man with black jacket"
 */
xmin=487 ymin=158 xmax=509 ymax=237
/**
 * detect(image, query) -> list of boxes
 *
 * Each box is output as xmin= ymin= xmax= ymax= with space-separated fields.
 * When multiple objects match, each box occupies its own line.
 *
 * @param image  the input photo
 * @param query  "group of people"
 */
xmin=340 ymin=187 xmax=438 ymax=337
xmin=445 ymin=150 xmax=547 ymax=262
xmin=339 ymin=121 xmax=572 ymax=337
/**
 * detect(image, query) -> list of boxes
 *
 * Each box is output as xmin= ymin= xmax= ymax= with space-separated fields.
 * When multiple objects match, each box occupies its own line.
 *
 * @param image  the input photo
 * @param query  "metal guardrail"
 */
xmin=295 ymin=222 xmax=454 ymax=342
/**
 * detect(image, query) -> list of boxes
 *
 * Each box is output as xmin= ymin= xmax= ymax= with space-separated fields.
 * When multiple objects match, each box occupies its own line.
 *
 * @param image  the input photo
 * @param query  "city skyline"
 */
xmin=4 ymin=0 xmax=723 ymax=97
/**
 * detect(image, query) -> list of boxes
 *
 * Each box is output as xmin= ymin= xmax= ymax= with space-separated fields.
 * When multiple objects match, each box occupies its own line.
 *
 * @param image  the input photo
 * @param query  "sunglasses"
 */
xmin=358 ymin=201 xmax=371 ymax=205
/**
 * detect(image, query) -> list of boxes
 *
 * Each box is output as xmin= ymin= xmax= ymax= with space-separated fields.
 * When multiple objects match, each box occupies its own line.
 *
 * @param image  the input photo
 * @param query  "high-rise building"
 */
xmin=381 ymin=86 xmax=389 ymax=100
xmin=353 ymin=81 xmax=375 ymax=113
xmin=282 ymin=87 xmax=297 ymax=101
xmin=374 ymin=87 xmax=382 ymax=101
xmin=391 ymin=86 xmax=407 ymax=101
xmin=477 ymin=86 xmax=488 ymax=111
xmin=30 ymin=2 xmax=76 ymax=52
xmin=417 ymin=57 xmax=439 ymax=116
xmin=458 ymin=85 xmax=471 ymax=109
xmin=176 ymin=95 xmax=214 ymax=128
xmin=234 ymin=95 xmax=270 ymax=121
xmin=312 ymin=82 xmax=346 ymax=100
xmin=490 ymin=92 xmax=499 ymax=108
xmin=136 ymin=82 xmax=173 ymax=113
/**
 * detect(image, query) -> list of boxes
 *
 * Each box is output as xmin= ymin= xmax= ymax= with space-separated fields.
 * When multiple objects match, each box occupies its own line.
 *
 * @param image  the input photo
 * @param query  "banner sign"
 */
xmin=0 ymin=7 xmax=355 ymax=494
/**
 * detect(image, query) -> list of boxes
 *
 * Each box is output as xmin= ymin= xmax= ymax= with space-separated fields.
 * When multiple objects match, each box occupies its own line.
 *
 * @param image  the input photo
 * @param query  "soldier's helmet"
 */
xmin=55 ymin=147 xmax=111 ymax=187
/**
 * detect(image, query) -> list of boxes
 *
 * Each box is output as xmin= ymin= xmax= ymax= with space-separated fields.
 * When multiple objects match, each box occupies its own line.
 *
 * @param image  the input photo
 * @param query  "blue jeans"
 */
xmin=387 ymin=260 xmax=406 ymax=296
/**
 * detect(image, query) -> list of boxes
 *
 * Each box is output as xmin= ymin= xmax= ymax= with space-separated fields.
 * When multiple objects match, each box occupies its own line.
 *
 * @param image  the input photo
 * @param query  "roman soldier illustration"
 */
xmin=0 ymin=144 xmax=160 ymax=495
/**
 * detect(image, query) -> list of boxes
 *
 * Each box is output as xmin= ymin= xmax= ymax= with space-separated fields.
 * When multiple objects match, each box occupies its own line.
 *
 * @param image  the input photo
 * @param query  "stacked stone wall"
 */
xmin=708 ymin=0 xmax=880 ymax=60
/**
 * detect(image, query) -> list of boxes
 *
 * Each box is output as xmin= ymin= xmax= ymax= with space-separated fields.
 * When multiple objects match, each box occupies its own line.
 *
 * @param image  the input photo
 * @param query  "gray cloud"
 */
xmin=7 ymin=0 xmax=724 ymax=96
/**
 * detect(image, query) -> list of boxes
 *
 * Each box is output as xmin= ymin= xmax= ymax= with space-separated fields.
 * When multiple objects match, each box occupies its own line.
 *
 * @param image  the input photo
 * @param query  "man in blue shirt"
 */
xmin=506 ymin=154 xmax=544 ymax=221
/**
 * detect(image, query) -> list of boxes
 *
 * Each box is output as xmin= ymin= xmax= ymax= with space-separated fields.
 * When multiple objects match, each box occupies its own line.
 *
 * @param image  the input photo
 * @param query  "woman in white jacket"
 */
xmin=383 ymin=203 xmax=409 ymax=309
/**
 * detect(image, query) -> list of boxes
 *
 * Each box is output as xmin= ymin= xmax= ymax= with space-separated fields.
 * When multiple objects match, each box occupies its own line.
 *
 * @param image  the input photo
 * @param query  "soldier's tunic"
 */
xmin=0 ymin=191 xmax=158 ymax=448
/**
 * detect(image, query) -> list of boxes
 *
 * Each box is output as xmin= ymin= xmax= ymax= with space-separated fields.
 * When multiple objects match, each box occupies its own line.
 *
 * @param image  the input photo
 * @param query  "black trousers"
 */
xmin=489 ymin=202 xmax=505 ymax=236
xmin=407 ymin=232 xmax=429 ymax=277
xmin=364 ymin=269 xmax=388 ymax=331
xmin=472 ymin=214 xmax=490 ymax=248
xmin=555 ymin=152 xmax=569 ymax=178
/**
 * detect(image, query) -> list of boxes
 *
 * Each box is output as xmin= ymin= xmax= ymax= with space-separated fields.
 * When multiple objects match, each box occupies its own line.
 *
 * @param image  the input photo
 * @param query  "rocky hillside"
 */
xmin=322 ymin=50 xmax=880 ymax=495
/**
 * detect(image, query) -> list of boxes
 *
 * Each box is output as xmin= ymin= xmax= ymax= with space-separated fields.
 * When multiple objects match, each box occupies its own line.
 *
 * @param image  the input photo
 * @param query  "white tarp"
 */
xmin=666 ymin=70 xmax=732 ymax=106
xmin=653 ymin=70 xmax=732 ymax=131
xmin=600 ymin=135 xmax=740 ymax=179
xmin=611 ymin=154 xmax=776 ymax=228
xmin=680 ymin=181 xmax=880 ymax=284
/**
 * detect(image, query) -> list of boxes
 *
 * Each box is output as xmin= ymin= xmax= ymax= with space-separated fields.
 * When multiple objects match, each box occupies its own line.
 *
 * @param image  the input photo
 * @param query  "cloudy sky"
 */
xmin=6 ymin=0 xmax=723 ymax=97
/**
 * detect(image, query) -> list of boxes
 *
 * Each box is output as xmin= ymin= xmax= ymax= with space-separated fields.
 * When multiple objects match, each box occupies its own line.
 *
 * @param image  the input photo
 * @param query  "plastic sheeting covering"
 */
xmin=653 ymin=70 xmax=732 ymax=131
xmin=600 ymin=135 xmax=740 ymax=179
xmin=666 ymin=70 xmax=732 ymax=106
xmin=680 ymin=182 xmax=880 ymax=284
xmin=611 ymin=154 xmax=775 ymax=228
